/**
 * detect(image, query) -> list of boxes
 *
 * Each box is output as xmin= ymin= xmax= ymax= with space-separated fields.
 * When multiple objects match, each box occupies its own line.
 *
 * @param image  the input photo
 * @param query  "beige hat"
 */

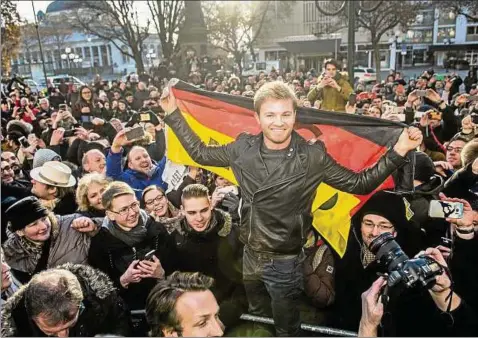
xmin=30 ymin=161 xmax=76 ymax=187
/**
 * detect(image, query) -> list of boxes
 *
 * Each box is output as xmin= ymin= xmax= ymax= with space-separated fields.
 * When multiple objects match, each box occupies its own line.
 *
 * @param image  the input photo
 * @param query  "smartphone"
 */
xmin=63 ymin=129 xmax=76 ymax=138
xmin=469 ymin=96 xmax=478 ymax=102
xmin=414 ymin=111 xmax=424 ymax=119
xmin=81 ymin=115 xmax=93 ymax=122
xmin=416 ymin=90 xmax=427 ymax=97
xmin=59 ymin=104 xmax=68 ymax=111
xmin=125 ymin=126 xmax=145 ymax=141
xmin=143 ymin=250 xmax=156 ymax=261
xmin=427 ymin=111 xmax=442 ymax=121
xmin=471 ymin=113 xmax=478 ymax=124
xmin=18 ymin=136 xmax=29 ymax=148
xmin=429 ymin=200 xmax=464 ymax=219
xmin=440 ymin=237 xmax=452 ymax=249
xmin=140 ymin=113 xmax=151 ymax=122
xmin=349 ymin=93 xmax=357 ymax=106
xmin=217 ymin=185 xmax=239 ymax=197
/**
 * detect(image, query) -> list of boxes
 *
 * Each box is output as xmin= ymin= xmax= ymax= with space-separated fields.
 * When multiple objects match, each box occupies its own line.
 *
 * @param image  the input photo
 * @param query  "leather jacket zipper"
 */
xmin=246 ymin=172 xmax=306 ymax=246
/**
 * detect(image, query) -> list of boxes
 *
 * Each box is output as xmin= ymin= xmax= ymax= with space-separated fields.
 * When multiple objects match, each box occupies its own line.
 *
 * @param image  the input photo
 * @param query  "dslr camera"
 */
xmin=369 ymin=233 xmax=443 ymax=289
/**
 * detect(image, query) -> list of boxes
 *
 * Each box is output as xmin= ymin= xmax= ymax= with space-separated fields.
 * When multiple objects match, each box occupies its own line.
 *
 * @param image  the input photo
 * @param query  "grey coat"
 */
xmin=2 ymin=213 xmax=101 ymax=282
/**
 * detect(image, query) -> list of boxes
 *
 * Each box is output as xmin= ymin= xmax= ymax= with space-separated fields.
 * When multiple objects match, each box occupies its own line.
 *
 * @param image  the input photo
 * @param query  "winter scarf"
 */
xmin=149 ymin=202 xmax=183 ymax=234
xmin=102 ymin=209 xmax=149 ymax=247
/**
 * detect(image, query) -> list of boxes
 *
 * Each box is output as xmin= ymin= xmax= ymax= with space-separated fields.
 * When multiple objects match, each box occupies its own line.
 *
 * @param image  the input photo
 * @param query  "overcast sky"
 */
xmin=16 ymin=1 xmax=152 ymax=24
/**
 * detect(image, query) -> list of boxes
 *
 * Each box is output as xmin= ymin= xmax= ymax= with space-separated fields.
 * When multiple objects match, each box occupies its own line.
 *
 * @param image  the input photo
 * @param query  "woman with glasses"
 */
xmin=88 ymin=181 xmax=176 ymax=335
xmin=141 ymin=185 xmax=184 ymax=234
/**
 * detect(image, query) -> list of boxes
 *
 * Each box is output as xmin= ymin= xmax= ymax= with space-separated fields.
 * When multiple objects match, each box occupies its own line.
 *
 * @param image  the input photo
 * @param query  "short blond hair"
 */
xmin=102 ymin=181 xmax=136 ymax=211
xmin=76 ymin=173 xmax=110 ymax=211
xmin=253 ymin=81 xmax=298 ymax=114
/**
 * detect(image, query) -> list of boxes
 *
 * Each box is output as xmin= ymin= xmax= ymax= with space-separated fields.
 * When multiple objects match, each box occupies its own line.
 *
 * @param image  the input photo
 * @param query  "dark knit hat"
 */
xmin=355 ymin=191 xmax=409 ymax=230
xmin=5 ymin=196 xmax=49 ymax=232
xmin=414 ymin=152 xmax=436 ymax=183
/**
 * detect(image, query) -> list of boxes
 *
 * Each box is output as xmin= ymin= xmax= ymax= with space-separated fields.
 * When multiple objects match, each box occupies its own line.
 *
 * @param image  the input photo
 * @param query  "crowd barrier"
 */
xmin=130 ymin=310 xmax=358 ymax=337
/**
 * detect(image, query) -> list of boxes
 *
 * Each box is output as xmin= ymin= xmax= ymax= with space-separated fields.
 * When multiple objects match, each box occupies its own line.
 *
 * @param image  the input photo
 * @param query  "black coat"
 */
xmin=0 ymin=263 xmax=131 ymax=337
xmin=170 ymin=209 xmax=244 ymax=301
xmin=332 ymin=225 xmax=477 ymax=336
xmin=169 ymin=209 xmax=246 ymax=328
xmin=88 ymin=211 xmax=176 ymax=310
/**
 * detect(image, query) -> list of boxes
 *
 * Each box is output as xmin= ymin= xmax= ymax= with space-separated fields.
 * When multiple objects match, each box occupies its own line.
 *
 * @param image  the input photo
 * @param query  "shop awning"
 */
xmin=429 ymin=43 xmax=478 ymax=52
xmin=276 ymin=35 xmax=342 ymax=55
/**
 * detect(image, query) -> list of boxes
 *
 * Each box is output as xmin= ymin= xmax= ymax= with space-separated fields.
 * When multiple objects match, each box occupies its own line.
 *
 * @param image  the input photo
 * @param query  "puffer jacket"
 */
xmin=3 ymin=213 xmax=102 ymax=284
xmin=164 ymin=109 xmax=407 ymax=255
xmin=0 ymin=263 xmax=131 ymax=337
xmin=307 ymin=72 xmax=353 ymax=112
xmin=106 ymin=147 xmax=168 ymax=200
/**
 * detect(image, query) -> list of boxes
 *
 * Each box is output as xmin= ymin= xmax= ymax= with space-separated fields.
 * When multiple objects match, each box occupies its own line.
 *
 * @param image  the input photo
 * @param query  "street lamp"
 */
xmin=31 ymin=1 xmax=48 ymax=86
xmin=315 ymin=0 xmax=383 ymax=84
xmin=388 ymin=30 xmax=403 ymax=71
xmin=146 ymin=49 xmax=156 ymax=71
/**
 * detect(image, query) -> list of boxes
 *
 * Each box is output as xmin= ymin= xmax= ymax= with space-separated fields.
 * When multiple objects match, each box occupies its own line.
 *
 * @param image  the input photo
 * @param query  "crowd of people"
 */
xmin=0 ymin=59 xmax=477 ymax=337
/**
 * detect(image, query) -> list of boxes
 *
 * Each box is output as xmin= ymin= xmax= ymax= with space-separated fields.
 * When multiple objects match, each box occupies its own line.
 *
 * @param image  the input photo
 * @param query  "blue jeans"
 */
xmin=242 ymin=246 xmax=304 ymax=336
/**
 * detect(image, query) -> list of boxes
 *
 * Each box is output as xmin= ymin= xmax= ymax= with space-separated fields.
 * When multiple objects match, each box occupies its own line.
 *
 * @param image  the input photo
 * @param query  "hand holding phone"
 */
xmin=429 ymin=200 xmax=464 ymax=219
xmin=416 ymin=90 xmax=427 ymax=97
xmin=125 ymin=126 xmax=145 ymax=141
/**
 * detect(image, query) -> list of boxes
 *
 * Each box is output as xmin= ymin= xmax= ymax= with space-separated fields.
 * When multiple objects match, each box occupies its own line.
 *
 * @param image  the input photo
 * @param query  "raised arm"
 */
xmin=317 ymin=127 xmax=422 ymax=195
xmin=161 ymin=87 xmax=233 ymax=167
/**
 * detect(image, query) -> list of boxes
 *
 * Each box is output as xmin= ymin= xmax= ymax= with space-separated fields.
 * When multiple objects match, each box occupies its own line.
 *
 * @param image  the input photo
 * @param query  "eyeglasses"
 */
xmin=145 ymin=194 xmax=165 ymax=206
xmin=110 ymin=201 xmax=140 ymax=216
xmin=362 ymin=221 xmax=395 ymax=231
xmin=446 ymin=146 xmax=463 ymax=153
xmin=1 ymin=165 xmax=12 ymax=172
xmin=82 ymin=91 xmax=91 ymax=95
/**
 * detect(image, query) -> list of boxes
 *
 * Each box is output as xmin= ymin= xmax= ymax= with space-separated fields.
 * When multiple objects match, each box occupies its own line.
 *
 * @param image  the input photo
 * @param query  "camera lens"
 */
xmin=369 ymin=233 xmax=409 ymax=272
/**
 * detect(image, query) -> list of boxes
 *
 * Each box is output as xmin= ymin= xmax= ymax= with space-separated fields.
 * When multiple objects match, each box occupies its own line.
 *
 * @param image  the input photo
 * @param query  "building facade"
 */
xmin=11 ymin=0 xmax=162 ymax=81
xmin=254 ymin=1 xmax=478 ymax=71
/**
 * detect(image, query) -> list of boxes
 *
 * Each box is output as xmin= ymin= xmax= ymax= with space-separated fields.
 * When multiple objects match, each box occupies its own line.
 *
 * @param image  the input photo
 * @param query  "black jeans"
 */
xmin=243 ymin=246 xmax=304 ymax=336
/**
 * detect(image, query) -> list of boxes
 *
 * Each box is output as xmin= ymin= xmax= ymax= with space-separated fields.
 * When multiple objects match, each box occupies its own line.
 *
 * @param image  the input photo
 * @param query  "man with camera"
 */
xmin=333 ymin=191 xmax=477 ymax=336
xmin=306 ymin=59 xmax=353 ymax=112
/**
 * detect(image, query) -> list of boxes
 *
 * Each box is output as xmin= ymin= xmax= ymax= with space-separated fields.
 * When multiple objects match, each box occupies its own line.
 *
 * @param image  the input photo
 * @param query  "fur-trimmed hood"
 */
xmin=1 ymin=263 xmax=116 ymax=337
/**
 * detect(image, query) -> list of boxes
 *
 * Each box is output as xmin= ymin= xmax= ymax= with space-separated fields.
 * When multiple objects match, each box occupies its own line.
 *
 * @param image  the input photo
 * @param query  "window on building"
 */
xmin=121 ymin=45 xmax=130 ymax=64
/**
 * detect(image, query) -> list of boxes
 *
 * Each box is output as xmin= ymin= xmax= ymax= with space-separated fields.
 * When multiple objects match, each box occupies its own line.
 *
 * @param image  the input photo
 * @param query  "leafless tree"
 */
xmin=66 ymin=0 xmax=150 ymax=73
xmin=146 ymin=0 xmax=184 ymax=61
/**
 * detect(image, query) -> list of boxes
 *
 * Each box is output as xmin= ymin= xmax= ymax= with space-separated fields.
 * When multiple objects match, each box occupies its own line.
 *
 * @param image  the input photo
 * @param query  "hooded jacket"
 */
xmin=0 ymin=263 xmax=131 ymax=337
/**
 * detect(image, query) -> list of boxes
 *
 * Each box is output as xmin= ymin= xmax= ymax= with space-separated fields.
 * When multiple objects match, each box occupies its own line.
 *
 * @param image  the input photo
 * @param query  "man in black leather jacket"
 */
xmin=160 ymin=80 xmax=423 ymax=336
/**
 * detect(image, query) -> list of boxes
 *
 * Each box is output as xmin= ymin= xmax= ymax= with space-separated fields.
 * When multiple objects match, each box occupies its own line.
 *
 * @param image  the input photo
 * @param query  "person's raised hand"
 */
xmin=393 ymin=127 xmax=423 ymax=156
xmin=159 ymin=82 xmax=178 ymax=115
xmin=71 ymin=217 xmax=97 ymax=233
xmin=359 ymin=277 xmax=386 ymax=337
xmin=425 ymin=88 xmax=441 ymax=103
xmin=439 ymin=193 xmax=474 ymax=229
xmin=111 ymin=128 xmax=133 ymax=152
xmin=50 ymin=128 xmax=65 ymax=146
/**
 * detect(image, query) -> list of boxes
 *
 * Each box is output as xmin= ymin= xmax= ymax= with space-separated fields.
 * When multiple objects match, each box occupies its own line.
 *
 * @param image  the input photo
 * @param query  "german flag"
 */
xmin=166 ymin=80 xmax=412 ymax=257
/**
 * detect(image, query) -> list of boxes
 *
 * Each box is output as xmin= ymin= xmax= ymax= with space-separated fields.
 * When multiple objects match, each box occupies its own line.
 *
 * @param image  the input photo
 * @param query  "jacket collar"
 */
xmin=233 ymin=131 xmax=308 ymax=189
